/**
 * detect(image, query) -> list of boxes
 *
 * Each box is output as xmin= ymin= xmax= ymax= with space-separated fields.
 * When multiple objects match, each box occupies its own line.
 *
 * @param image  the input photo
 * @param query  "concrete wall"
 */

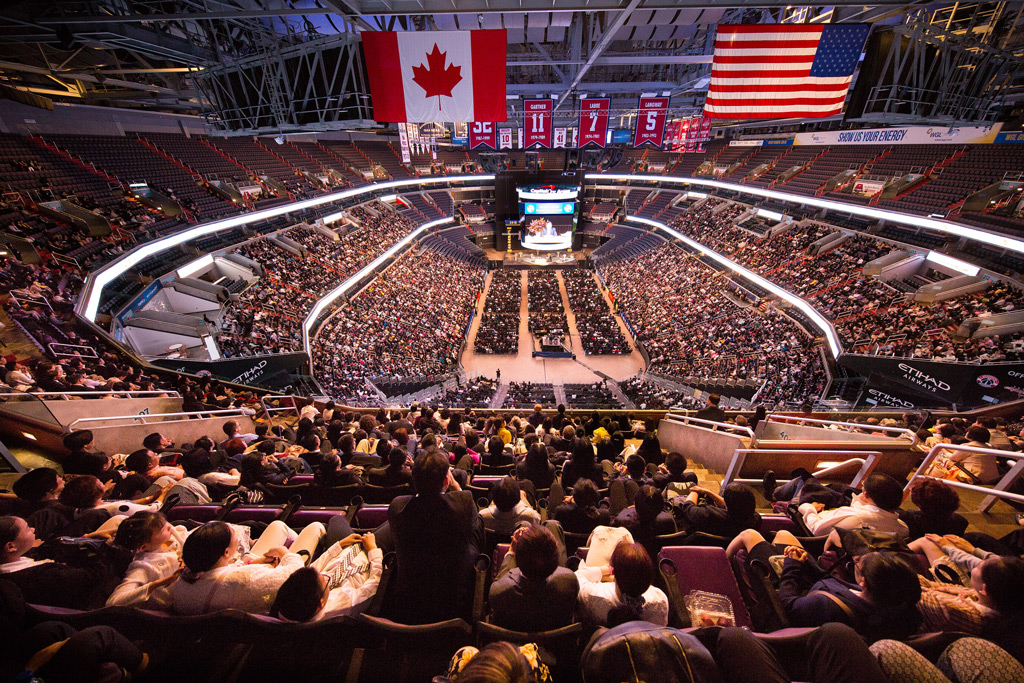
xmin=658 ymin=418 xmax=751 ymax=474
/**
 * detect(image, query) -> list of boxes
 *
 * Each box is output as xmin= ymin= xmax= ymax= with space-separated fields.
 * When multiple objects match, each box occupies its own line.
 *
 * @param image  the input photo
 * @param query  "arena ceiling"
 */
xmin=1 ymin=0 xmax=1022 ymax=132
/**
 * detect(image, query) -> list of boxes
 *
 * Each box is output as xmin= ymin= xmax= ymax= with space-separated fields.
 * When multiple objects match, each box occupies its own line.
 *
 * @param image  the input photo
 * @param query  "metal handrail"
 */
xmin=765 ymin=414 xmax=918 ymax=445
xmin=905 ymin=443 xmax=1024 ymax=513
xmin=47 ymin=342 xmax=99 ymax=359
xmin=663 ymin=413 xmax=756 ymax=439
xmin=69 ymin=408 xmax=250 ymax=430
xmin=723 ymin=449 xmax=882 ymax=490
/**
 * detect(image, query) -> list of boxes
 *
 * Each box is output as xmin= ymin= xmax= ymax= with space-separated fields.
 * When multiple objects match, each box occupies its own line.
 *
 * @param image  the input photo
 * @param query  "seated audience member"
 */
xmin=59 ymin=475 xmax=163 ymax=518
xmin=677 ymin=483 xmax=760 ymax=538
xmin=106 ymin=512 xmax=185 ymax=608
xmin=61 ymin=430 xmax=114 ymax=480
xmin=554 ymin=479 xmax=611 ymax=535
xmin=124 ymin=448 xmax=184 ymax=484
xmin=7 ymin=468 xmax=68 ymax=519
xmin=142 ymin=432 xmax=179 ymax=457
xmin=516 ymin=443 xmax=556 ymax=491
xmin=614 ymin=485 xmax=677 ymax=543
xmin=387 ymin=449 xmax=484 ymax=623
xmin=221 ymin=420 xmax=258 ymax=447
xmin=576 ymin=541 xmax=668 ymax=627
xmin=695 ymin=393 xmax=726 ymax=423
xmin=780 ymin=546 xmax=921 ymax=642
xmin=615 ymin=454 xmax=653 ymax=487
xmin=560 ymin=439 xmax=606 ymax=491
xmin=480 ymin=477 xmax=541 ymax=534
xmin=489 ymin=524 xmax=578 ymax=631
xmin=172 ymin=519 xmax=323 ymax=615
xmin=223 ymin=437 xmax=251 ymax=470
xmin=314 ymin=453 xmax=363 ymax=488
xmin=899 ymin=478 xmax=969 ymax=540
xmin=798 ymin=473 xmax=909 ymax=538
xmin=652 ymin=451 xmax=698 ymax=492
xmin=297 ymin=434 xmax=328 ymax=470
xmin=169 ymin=448 xmax=240 ymax=504
xmin=441 ymin=641 xmax=551 ymax=683
xmin=909 ymin=534 xmax=1024 ymax=647
xmin=940 ymin=426 xmax=1001 ymax=483
xmin=635 ymin=432 xmax=663 ymax=467
xmin=239 ymin=447 xmax=293 ymax=490
xmin=367 ymin=445 xmax=413 ymax=487
xmin=271 ymin=531 xmax=382 ymax=622
xmin=0 ymin=516 xmax=115 ymax=609
xmin=483 ymin=435 xmax=513 ymax=467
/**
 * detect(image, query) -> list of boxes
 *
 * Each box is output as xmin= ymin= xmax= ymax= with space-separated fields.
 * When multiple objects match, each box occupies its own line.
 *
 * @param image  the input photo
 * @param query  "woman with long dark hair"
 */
xmin=576 ymin=541 xmax=668 ymax=627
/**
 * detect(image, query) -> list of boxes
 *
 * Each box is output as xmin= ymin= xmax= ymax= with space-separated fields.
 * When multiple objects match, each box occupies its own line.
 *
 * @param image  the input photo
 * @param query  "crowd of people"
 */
xmin=475 ymin=269 xmax=521 ymax=355
xmin=599 ymin=243 xmax=827 ymax=407
xmin=565 ymin=382 xmax=622 ymax=409
xmin=3 ymin=401 xmax=1024 ymax=681
xmin=311 ymin=246 xmax=484 ymax=403
xmin=619 ymin=376 xmax=704 ymax=410
xmin=562 ymin=268 xmax=631 ymax=355
xmin=437 ymin=376 xmax=498 ymax=408
xmin=668 ymin=199 xmax=1024 ymax=363
xmin=218 ymin=204 xmax=418 ymax=358
xmin=503 ymin=381 xmax=557 ymax=409
xmin=527 ymin=271 xmax=568 ymax=343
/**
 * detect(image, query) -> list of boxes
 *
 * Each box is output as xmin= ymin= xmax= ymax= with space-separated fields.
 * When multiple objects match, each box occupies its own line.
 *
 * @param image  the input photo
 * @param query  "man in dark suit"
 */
xmin=387 ymin=449 xmax=483 ymax=623
xmin=695 ymin=393 xmax=727 ymax=424
xmin=386 ymin=411 xmax=414 ymax=438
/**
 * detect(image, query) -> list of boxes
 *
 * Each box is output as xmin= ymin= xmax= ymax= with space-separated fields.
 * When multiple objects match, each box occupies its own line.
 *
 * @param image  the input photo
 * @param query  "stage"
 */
xmin=500 ymin=250 xmax=582 ymax=269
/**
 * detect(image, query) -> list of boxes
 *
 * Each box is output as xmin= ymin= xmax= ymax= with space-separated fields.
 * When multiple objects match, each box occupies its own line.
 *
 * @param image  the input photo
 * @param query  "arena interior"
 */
xmin=4 ymin=1 xmax=1024 ymax=681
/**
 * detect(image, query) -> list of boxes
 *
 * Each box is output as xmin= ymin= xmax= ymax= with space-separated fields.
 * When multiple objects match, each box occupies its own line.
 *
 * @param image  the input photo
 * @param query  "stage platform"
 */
xmin=499 ymin=251 xmax=584 ymax=269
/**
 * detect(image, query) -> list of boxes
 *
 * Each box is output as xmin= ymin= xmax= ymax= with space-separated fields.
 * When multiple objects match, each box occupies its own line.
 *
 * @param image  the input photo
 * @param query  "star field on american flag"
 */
xmin=703 ymin=23 xmax=871 ymax=120
xmin=809 ymin=25 xmax=871 ymax=78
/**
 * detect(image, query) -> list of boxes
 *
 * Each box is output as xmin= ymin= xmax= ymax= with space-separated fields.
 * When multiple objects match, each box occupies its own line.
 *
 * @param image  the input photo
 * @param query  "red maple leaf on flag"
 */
xmin=411 ymin=43 xmax=463 ymax=111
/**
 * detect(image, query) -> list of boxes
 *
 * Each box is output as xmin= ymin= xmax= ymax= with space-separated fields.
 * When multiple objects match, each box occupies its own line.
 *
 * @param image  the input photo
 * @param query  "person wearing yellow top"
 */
xmin=495 ymin=418 xmax=513 ymax=445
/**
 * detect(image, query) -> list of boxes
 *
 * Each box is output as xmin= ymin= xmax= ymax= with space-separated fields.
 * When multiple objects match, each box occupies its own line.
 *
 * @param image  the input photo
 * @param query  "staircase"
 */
xmin=490 ymin=383 xmax=509 ymax=409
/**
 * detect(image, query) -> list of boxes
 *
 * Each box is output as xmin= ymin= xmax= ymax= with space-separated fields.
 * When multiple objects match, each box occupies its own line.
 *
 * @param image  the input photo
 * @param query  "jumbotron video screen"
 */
xmin=493 ymin=169 xmax=584 ymax=251
xmin=518 ymin=184 xmax=579 ymax=251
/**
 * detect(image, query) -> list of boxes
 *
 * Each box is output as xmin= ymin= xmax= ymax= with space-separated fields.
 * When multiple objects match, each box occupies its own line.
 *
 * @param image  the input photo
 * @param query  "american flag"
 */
xmin=703 ymin=24 xmax=871 ymax=120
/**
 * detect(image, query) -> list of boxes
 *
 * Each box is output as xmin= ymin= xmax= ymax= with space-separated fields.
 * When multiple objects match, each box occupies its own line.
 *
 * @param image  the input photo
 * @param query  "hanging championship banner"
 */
xmin=523 ymin=99 xmax=553 ymax=148
xmin=499 ymin=128 xmax=513 ymax=149
xmin=571 ymin=127 xmax=578 ymax=147
xmin=553 ymin=127 xmax=567 ymax=148
xmin=578 ymin=97 xmax=611 ymax=148
xmin=517 ymin=127 xmax=524 ymax=148
xmin=398 ymin=124 xmax=412 ymax=163
xmin=469 ymin=121 xmax=496 ymax=149
xmin=700 ymin=117 xmax=712 ymax=141
xmin=633 ymin=96 xmax=669 ymax=147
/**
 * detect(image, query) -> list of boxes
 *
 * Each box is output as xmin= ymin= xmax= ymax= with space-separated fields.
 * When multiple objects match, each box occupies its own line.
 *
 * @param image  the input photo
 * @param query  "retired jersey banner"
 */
xmin=469 ymin=121 xmax=496 ymax=149
xmin=554 ymin=127 xmax=567 ymax=148
xmin=398 ymin=124 xmax=411 ymax=163
xmin=362 ymin=30 xmax=506 ymax=123
xmin=499 ymin=128 xmax=513 ymax=149
xmin=578 ymin=98 xmax=611 ymax=148
xmin=524 ymin=99 xmax=553 ymax=148
xmin=633 ymin=96 xmax=669 ymax=147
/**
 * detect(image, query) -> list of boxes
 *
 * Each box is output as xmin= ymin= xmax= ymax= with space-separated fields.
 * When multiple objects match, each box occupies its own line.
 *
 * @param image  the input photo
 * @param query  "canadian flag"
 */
xmin=362 ymin=30 xmax=507 ymax=123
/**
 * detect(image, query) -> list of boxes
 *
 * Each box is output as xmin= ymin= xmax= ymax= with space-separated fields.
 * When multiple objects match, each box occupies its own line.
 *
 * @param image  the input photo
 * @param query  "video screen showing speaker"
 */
xmin=519 ymin=184 xmax=578 ymax=251
xmin=494 ymin=169 xmax=583 ymax=251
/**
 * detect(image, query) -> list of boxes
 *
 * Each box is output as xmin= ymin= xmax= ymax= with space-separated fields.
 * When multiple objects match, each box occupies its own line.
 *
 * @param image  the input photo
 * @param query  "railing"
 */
xmin=259 ymin=395 xmax=301 ymax=426
xmin=0 ymin=390 xmax=179 ymax=401
xmin=662 ymin=413 xmax=756 ymax=439
xmin=48 ymin=342 xmax=98 ymax=359
xmin=722 ymin=449 xmax=882 ymax=489
xmin=905 ymin=443 xmax=1024 ymax=513
xmin=763 ymin=414 xmax=918 ymax=445
xmin=8 ymin=291 xmax=53 ymax=313
xmin=69 ymin=407 xmax=250 ymax=430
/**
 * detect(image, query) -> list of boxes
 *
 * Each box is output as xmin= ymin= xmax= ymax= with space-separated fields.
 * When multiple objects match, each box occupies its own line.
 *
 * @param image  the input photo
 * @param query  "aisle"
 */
xmin=460 ymin=266 xmax=644 ymax=385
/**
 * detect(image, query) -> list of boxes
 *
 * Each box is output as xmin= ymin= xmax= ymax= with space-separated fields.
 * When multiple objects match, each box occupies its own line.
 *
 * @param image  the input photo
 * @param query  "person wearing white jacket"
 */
xmin=172 ymin=520 xmax=324 ymax=615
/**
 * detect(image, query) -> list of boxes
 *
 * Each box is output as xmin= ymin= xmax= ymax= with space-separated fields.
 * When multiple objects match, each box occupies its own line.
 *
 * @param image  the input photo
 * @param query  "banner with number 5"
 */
xmin=578 ymin=98 xmax=610 ymax=148
xmin=523 ymin=99 xmax=552 ymax=148
xmin=468 ymin=121 xmax=496 ymax=149
xmin=633 ymin=96 xmax=669 ymax=148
